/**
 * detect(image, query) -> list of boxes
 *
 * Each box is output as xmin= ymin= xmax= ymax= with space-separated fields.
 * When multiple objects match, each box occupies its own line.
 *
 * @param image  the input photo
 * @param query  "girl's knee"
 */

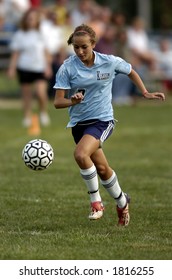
xmin=73 ymin=148 xmax=85 ymax=164
xmin=96 ymin=164 xmax=112 ymax=180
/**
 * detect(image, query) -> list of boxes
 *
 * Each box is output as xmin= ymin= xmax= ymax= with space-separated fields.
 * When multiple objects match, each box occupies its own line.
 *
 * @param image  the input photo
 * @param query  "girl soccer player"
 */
xmin=53 ymin=24 xmax=165 ymax=226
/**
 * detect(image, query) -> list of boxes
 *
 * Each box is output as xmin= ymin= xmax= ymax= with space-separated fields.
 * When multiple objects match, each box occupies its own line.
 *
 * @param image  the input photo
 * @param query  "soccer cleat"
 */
xmin=116 ymin=193 xmax=130 ymax=226
xmin=88 ymin=201 xmax=105 ymax=220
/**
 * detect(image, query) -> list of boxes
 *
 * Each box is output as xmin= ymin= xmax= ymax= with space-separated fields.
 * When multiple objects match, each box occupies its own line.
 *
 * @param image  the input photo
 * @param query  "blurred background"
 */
xmin=0 ymin=0 xmax=172 ymax=106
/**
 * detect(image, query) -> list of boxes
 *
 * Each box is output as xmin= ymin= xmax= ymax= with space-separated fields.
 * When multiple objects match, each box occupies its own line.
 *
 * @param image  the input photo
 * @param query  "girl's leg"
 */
xmin=91 ymin=148 xmax=127 ymax=208
xmin=91 ymin=148 xmax=130 ymax=226
xmin=74 ymin=134 xmax=130 ymax=225
xmin=21 ymin=83 xmax=32 ymax=127
xmin=35 ymin=79 xmax=50 ymax=125
xmin=74 ymin=134 xmax=104 ymax=219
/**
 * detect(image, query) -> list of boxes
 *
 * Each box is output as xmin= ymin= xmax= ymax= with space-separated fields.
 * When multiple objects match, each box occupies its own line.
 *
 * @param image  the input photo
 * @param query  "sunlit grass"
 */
xmin=0 ymin=100 xmax=171 ymax=260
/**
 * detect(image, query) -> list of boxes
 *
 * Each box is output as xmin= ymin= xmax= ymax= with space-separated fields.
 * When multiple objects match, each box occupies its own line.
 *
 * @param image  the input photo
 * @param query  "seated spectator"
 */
xmin=40 ymin=10 xmax=64 ymax=56
xmin=0 ymin=0 xmax=10 ymax=18
xmin=127 ymin=16 xmax=155 ymax=73
xmin=0 ymin=0 xmax=16 ymax=30
xmin=95 ymin=24 xmax=117 ymax=54
xmin=112 ymin=27 xmax=136 ymax=105
xmin=87 ymin=3 xmax=106 ymax=39
xmin=50 ymin=0 xmax=69 ymax=26
xmin=0 ymin=15 xmax=16 ymax=45
xmin=111 ymin=11 xmax=127 ymax=32
xmin=99 ymin=5 xmax=112 ymax=26
xmin=10 ymin=0 xmax=31 ymax=27
xmin=153 ymin=37 xmax=172 ymax=92
xmin=114 ymin=28 xmax=132 ymax=60
xmin=59 ymin=11 xmax=74 ymax=56
xmin=70 ymin=0 xmax=92 ymax=28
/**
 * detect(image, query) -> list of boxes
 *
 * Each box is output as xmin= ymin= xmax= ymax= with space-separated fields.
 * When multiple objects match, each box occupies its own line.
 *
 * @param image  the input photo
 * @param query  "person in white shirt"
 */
xmin=153 ymin=37 xmax=172 ymax=91
xmin=127 ymin=16 xmax=155 ymax=71
xmin=40 ymin=10 xmax=64 ymax=56
xmin=7 ymin=8 xmax=52 ymax=127
xmin=70 ymin=0 xmax=92 ymax=28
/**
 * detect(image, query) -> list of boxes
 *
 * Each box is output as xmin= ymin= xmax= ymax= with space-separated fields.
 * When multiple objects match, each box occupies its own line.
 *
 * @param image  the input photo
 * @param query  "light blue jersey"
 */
xmin=54 ymin=51 xmax=132 ymax=127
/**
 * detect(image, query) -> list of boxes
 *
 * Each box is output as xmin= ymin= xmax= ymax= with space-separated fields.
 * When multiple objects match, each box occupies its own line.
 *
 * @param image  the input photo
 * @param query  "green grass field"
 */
xmin=0 ymin=98 xmax=171 ymax=260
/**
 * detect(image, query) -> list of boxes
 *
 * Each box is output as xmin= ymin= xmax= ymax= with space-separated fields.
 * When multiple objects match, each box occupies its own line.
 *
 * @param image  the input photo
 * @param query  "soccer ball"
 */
xmin=22 ymin=139 xmax=54 ymax=171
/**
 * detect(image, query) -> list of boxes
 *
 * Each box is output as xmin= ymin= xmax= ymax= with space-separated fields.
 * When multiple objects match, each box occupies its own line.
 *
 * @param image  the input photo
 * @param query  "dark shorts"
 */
xmin=17 ymin=69 xmax=46 ymax=84
xmin=72 ymin=119 xmax=115 ymax=144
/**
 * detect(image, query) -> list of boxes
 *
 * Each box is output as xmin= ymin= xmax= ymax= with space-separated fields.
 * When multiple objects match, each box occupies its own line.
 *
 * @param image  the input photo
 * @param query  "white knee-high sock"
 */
xmin=80 ymin=165 xmax=102 ymax=203
xmin=100 ymin=170 xmax=127 ymax=208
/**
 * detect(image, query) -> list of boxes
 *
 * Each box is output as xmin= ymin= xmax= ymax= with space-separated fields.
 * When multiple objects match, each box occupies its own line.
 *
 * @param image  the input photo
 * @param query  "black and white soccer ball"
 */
xmin=22 ymin=139 xmax=54 ymax=171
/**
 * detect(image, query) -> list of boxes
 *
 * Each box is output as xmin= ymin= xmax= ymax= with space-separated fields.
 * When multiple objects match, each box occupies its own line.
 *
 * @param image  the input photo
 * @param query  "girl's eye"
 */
xmin=74 ymin=46 xmax=88 ymax=49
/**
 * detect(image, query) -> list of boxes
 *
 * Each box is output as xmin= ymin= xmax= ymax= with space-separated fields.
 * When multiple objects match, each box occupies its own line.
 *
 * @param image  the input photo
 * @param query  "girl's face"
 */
xmin=25 ymin=11 xmax=39 ymax=29
xmin=73 ymin=35 xmax=95 ymax=66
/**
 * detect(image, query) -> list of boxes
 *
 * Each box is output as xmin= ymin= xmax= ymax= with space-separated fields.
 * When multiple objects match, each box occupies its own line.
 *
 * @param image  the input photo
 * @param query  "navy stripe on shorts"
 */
xmin=72 ymin=119 xmax=115 ymax=144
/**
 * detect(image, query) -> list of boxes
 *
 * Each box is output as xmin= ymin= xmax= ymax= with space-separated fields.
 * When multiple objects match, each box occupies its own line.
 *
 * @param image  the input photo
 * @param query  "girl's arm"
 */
xmin=54 ymin=89 xmax=84 ymax=109
xmin=7 ymin=51 xmax=20 ymax=79
xmin=128 ymin=68 xmax=165 ymax=101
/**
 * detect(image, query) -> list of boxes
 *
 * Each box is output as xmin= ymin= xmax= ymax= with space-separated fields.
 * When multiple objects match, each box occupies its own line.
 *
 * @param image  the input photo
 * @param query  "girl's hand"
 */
xmin=71 ymin=92 xmax=84 ymax=104
xmin=143 ymin=91 xmax=165 ymax=101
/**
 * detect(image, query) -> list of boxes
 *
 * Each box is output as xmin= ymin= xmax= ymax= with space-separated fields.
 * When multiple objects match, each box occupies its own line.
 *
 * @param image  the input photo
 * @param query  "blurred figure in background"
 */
xmin=112 ymin=27 xmax=136 ymax=105
xmin=94 ymin=23 xmax=116 ymax=54
xmin=70 ymin=0 xmax=92 ymax=28
xmin=59 ymin=11 xmax=75 ymax=56
xmin=51 ymin=0 xmax=69 ymax=26
xmin=40 ymin=8 xmax=69 ymax=98
xmin=0 ymin=0 xmax=10 ymax=18
xmin=127 ymin=16 xmax=155 ymax=74
xmin=40 ymin=9 xmax=64 ymax=56
xmin=110 ymin=12 xmax=135 ymax=105
xmin=152 ymin=37 xmax=172 ymax=93
xmin=111 ymin=11 xmax=127 ymax=33
xmin=0 ymin=15 xmax=16 ymax=45
xmin=86 ymin=2 xmax=106 ymax=40
xmin=29 ymin=0 xmax=42 ymax=9
xmin=7 ymin=8 xmax=52 ymax=127
xmin=0 ymin=0 xmax=16 ymax=30
xmin=10 ymin=0 xmax=31 ymax=28
xmin=112 ymin=16 xmax=156 ymax=105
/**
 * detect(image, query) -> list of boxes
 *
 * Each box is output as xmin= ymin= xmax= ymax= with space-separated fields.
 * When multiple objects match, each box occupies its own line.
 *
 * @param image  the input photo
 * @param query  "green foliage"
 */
xmin=0 ymin=100 xmax=171 ymax=260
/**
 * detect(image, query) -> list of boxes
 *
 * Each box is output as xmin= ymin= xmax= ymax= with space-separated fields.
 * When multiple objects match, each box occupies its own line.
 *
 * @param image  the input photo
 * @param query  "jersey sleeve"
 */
xmin=53 ymin=64 xmax=71 ymax=89
xmin=114 ymin=56 xmax=132 ymax=75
